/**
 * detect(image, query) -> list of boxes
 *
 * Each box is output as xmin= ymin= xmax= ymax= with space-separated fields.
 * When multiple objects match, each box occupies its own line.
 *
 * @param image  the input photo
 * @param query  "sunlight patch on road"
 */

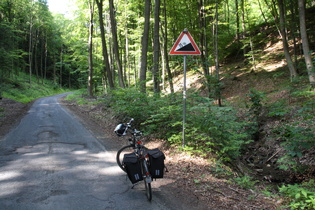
xmin=73 ymin=150 xmax=88 ymax=155
xmin=0 ymin=170 xmax=22 ymax=182
xmin=99 ymin=166 xmax=124 ymax=175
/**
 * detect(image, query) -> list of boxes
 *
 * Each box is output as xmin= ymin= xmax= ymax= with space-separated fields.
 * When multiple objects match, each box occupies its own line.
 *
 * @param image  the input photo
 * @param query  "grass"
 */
xmin=1 ymin=72 xmax=71 ymax=103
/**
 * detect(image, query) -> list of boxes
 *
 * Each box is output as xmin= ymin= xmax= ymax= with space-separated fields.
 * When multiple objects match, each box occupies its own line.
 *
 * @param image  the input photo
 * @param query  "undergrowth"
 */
xmin=279 ymin=179 xmax=315 ymax=209
xmin=64 ymin=71 xmax=315 ymax=206
xmin=1 ymin=72 xmax=70 ymax=103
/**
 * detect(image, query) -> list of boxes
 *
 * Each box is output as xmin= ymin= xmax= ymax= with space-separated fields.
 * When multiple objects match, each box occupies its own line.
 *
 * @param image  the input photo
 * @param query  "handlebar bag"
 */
xmin=148 ymin=148 xmax=165 ymax=178
xmin=123 ymin=153 xmax=143 ymax=184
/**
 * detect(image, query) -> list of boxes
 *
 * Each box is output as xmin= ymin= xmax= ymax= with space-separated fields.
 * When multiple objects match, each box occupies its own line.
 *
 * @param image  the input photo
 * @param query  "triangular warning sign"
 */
xmin=169 ymin=30 xmax=201 ymax=55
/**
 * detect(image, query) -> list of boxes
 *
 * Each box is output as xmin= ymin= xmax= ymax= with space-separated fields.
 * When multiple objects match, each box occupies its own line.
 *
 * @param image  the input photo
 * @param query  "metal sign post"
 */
xmin=182 ymin=55 xmax=187 ymax=148
xmin=169 ymin=29 xmax=201 ymax=148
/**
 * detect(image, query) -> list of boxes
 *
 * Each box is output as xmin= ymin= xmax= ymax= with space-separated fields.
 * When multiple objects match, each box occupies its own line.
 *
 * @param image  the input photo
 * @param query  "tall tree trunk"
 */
xmin=235 ymin=0 xmax=240 ymax=42
xmin=109 ymin=0 xmax=125 ymax=88
xmin=28 ymin=18 xmax=33 ymax=84
xmin=289 ymin=0 xmax=298 ymax=70
xmin=277 ymin=0 xmax=297 ymax=81
xmin=241 ymin=0 xmax=246 ymax=58
xmin=153 ymin=0 xmax=161 ymax=94
xmin=162 ymin=0 xmax=174 ymax=93
xmin=199 ymin=0 xmax=210 ymax=96
xmin=53 ymin=56 xmax=56 ymax=85
xmin=95 ymin=0 xmax=115 ymax=89
xmin=88 ymin=0 xmax=94 ymax=96
xmin=125 ymin=27 xmax=130 ymax=87
xmin=35 ymin=30 xmax=39 ymax=83
xmin=215 ymin=0 xmax=222 ymax=106
xmin=60 ymin=48 xmax=63 ymax=88
xmin=298 ymin=0 xmax=315 ymax=88
xmin=139 ymin=0 xmax=151 ymax=93
xmin=44 ymin=34 xmax=47 ymax=80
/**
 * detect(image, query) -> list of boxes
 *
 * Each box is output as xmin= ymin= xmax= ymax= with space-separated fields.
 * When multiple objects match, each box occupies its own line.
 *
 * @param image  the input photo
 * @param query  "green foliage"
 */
xmin=279 ymin=180 xmax=315 ymax=209
xmin=267 ymin=101 xmax=289 ymax=117
xmin=275 ymin=121 xmax=315 ymax=171
xmin=64 ymin=89 xmax=90 ymax=105
xmin=269 ymin=107 xmax=315 ymax=172
xmin=291 ymin=90 xmax=315 ymax=114
xmin=246 ymin=88 xmax=265 ymax=117
xmin=2 ymin=72 xmax=70 ymax=103
xmin=186 ymin=97 xmax=252 ymax=160
xmin=209 ymin=160 xmax=234 ymax=178
xmin=106 ymin=88 xmax=151 ymax=123
xmin=232 ymin=175 xmax=258 ymax=190
xmin=105 ymin=88 xmax=253 ymax=162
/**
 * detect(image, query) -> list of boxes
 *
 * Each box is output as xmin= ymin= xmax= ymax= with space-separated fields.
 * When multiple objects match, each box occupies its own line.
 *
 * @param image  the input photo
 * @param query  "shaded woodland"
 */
xmin=1 ymin=0 xmax=315 ymax=208
xmin=1 ymin=0 xmax=314 ymax=93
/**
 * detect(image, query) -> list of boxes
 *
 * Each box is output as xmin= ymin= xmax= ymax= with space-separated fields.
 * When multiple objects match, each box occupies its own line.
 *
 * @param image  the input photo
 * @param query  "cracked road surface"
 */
xmin=0 ymin=94 xmax=173 ymax=210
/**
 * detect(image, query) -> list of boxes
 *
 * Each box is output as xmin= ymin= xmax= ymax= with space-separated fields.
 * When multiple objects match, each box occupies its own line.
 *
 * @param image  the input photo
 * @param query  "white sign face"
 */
xmin=174 ymin=34 xmax=195 ymax=51
xmin=169 ymin=30 xmax=201 ymax=55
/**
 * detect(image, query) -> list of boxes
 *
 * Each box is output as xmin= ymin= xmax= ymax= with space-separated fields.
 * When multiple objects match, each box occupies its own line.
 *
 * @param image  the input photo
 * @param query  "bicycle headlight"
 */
xmin=114 ymin=124 xmax=127 ymax=136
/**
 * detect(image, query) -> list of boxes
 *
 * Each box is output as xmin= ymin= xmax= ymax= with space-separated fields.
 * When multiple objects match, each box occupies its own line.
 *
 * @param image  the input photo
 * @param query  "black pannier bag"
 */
xmin=148 ymin=148 xmax=165 ymax=178
xmin=123 ymin=153 xmax=143 ymax=184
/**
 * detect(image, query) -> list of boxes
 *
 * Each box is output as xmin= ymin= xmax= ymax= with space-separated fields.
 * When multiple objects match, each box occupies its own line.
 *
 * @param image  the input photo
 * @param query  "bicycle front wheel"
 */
xmin=116 ymin=145 xmax=134 ymax=172
xmin=142 ymin=159 xmax=152 ymax=201
xmin=144 ymin=178 xmax=152 ymax=201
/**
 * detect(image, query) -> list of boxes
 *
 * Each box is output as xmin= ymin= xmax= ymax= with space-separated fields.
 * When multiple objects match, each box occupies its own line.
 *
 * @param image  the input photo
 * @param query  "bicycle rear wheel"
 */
xmin=116 ymin=145 xmax=134 ymax=172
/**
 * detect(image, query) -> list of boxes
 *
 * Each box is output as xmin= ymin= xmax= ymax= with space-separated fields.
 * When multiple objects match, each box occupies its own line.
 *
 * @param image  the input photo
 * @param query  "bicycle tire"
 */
xmin=116 ymin=144 xmax=134 ymax=172
xmin=144 ymin=178 xmax=152 ymax=201
xmin=142 ymin=159 xmax=152 ymax=201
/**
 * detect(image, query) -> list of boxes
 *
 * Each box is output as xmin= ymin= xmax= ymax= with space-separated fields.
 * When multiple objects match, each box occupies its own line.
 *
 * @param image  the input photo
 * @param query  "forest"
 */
xmin=1 ymin=0 xmax=315 ymax=208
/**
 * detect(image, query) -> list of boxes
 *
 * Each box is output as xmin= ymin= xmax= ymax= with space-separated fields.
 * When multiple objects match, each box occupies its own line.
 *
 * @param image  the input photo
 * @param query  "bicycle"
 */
xmin=115 ymin=118 xmax=153 ymax=201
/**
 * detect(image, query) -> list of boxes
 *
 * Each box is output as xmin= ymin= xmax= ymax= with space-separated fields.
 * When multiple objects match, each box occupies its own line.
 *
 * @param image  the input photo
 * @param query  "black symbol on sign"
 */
xmin=177 ymin=43 xmax=194 ymax=51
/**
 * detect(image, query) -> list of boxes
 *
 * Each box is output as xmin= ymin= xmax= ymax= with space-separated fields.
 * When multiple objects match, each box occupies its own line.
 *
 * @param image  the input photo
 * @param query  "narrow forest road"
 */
xmin=0 ymin=94 xmax=185 ymax=210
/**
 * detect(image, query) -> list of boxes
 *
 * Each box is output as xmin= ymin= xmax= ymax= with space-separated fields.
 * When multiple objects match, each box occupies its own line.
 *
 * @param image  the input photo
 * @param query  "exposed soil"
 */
xmin=0 ymin=98 xmax=33 ymax=140
xmin=0 ymin=97 xmax=284 ymax=209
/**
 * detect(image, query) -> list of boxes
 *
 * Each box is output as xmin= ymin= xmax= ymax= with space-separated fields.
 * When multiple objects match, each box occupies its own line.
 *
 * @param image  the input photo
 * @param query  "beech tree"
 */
xmin=87 ymin=0 xmax=95 ymax=96
xmin=95 ymin=0 xmax=115 ymax=89
xmin=277 ymin=0 xmax=297 ymax=80
xmin=153 ymin=0 xmax=161 ymax=94
xmin=139 ymin=0 xmax=151 ymax=93
xmin=298 ymin=0 xmax=315 ymax=88
xmin=109 ymin=0 xmax=125 ymax=88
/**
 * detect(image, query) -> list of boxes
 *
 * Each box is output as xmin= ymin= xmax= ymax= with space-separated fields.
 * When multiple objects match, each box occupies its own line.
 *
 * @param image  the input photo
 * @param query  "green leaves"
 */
xmin=105 ymin=88 xmax=253 ymax=163
xmin=279 ymin=180 xmax=315 ymax=209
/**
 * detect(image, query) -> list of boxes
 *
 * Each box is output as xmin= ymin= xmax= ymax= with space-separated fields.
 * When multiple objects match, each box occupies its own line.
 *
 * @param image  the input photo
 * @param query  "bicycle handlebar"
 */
xmin=126 ymin=118 xmax=142 ymax=136
xmin=114 ymin=118 xmax=142 ymax=137
xmin=127 ymin=118 xmax=134 ymax=127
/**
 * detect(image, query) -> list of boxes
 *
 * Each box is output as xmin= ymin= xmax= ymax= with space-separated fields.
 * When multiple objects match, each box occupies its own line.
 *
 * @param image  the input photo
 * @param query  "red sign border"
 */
xmin=169 ymin=31 xmax=201 ymax=55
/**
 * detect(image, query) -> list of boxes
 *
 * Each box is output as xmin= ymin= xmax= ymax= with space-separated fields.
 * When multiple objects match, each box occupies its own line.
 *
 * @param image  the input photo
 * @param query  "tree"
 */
xmin=298 ymin=0 xmax=315 ymax=88
xmin=161 ymin=0 xmax=174 ymax=93
xmin=215 ymin=0 xmax=222 ymax=106
xmin=199 ymin=0 xmax=211 ymax=96
xmin=277 ymin=0 xmax=298 ymax=81
xmin=153 ymin=0 xmax=161 ymax=94
xmin=139 ymin=0 xmax=151 ymax=93
xmin=109 ymin=0 xmax=125 ymax=88
xmin=95 ymin=0 xmax=115 ymax=89
xmin=88 ymin=0 xmax=95 ymax=96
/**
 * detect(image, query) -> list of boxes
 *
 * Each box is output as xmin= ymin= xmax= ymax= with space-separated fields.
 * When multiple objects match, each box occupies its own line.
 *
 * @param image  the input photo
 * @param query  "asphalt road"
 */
xmin=0 ymin=94 xmax=178 ymax=210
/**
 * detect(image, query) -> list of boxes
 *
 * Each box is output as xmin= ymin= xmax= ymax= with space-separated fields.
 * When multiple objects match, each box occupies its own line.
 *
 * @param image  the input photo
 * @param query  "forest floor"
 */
xmin=0 ymin=96 xmax=284 ymax=209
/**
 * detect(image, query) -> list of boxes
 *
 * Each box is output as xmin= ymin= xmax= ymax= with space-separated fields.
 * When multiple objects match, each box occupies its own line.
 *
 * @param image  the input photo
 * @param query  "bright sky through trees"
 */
xmin=47 ymin=0 xmax=71 ymax=14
